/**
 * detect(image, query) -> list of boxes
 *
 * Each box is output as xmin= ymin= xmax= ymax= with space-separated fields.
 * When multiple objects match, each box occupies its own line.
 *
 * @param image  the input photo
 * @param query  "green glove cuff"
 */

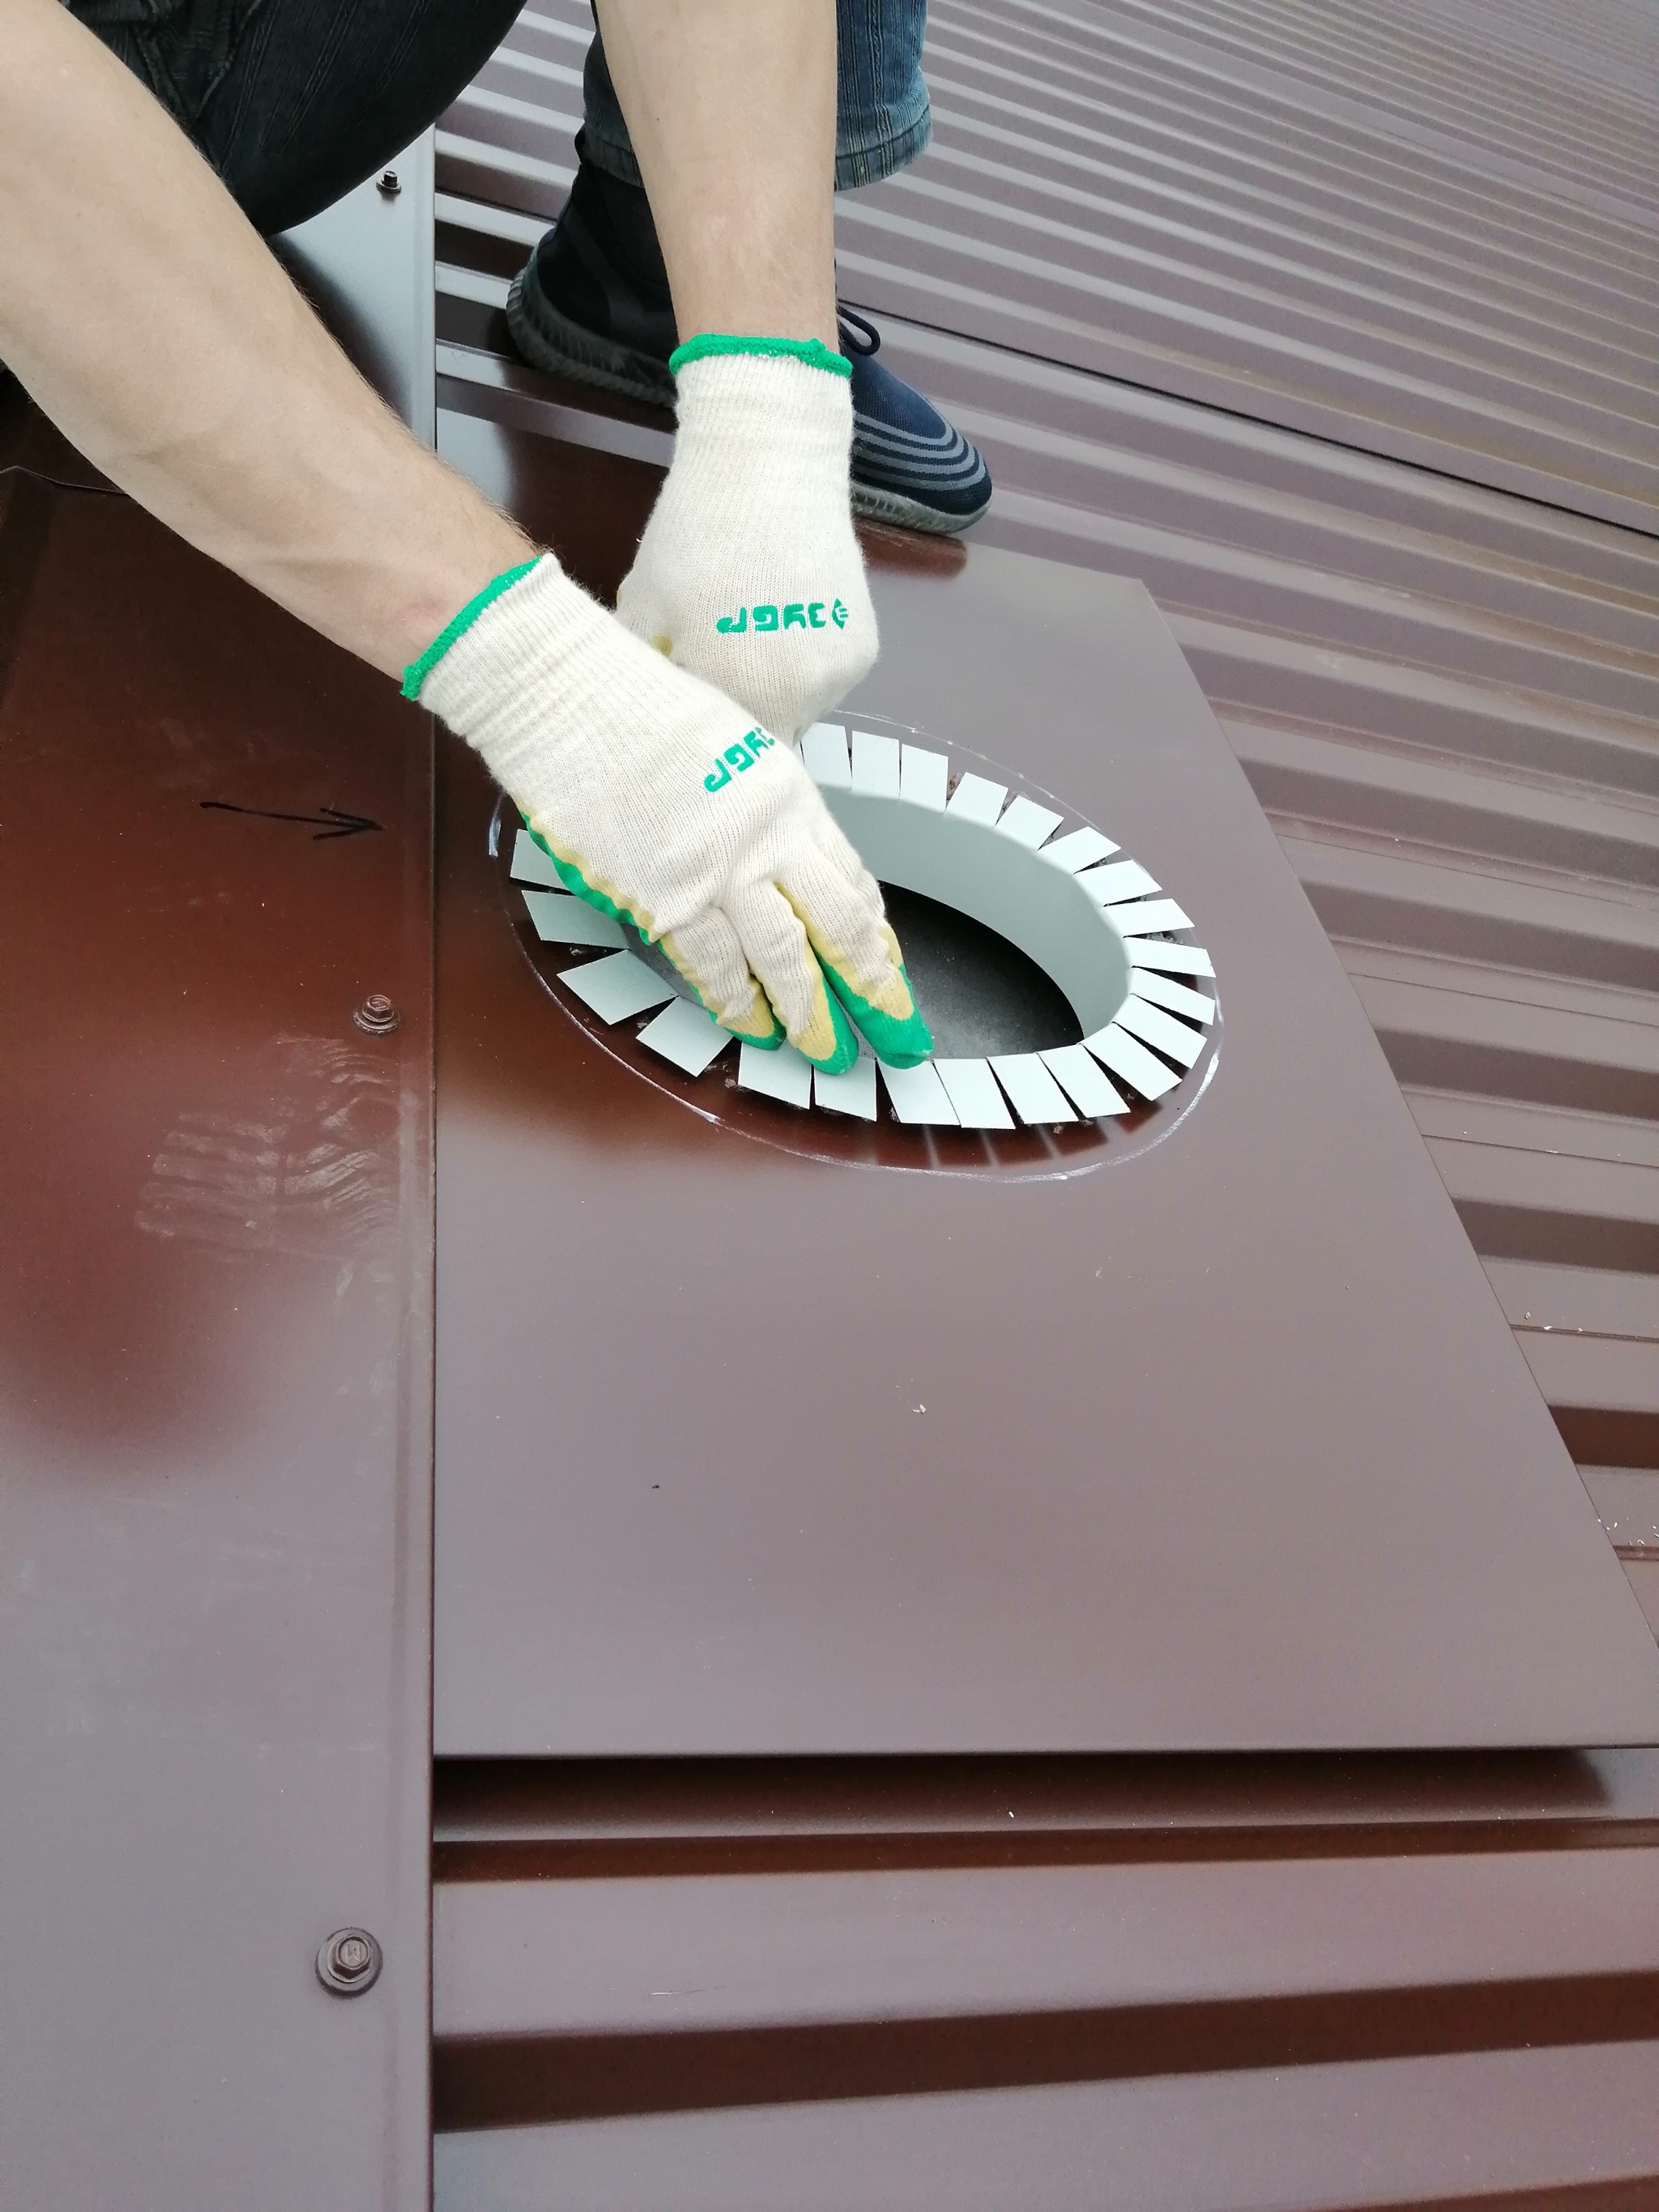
xmin=401 ymin=556 xmax=542 ymax=701
xmin=668 ymin=334 xmax=851 ymax=381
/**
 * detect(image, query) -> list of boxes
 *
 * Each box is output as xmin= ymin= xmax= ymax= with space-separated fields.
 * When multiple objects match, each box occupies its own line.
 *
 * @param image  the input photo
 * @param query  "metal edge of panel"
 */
xmin=0 ymin=148 xmax=437 ymax=2210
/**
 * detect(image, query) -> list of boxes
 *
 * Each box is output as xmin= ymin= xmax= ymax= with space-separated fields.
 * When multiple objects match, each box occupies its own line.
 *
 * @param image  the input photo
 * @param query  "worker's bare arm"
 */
xmin=0 ymin=0 xmax=529 ymax=676
xmin=595 ymin=0 xmax=838 ymax=348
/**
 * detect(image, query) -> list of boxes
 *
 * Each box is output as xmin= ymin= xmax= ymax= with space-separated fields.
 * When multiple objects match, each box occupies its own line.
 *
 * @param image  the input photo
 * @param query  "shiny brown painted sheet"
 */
xmin=0 ymin=390 xmax=433 ymax=2208
xmin=433 ymin=54 xmax=1659 ymax=1618
xmin=432 ymin=502 xmax=1659 ymax=1756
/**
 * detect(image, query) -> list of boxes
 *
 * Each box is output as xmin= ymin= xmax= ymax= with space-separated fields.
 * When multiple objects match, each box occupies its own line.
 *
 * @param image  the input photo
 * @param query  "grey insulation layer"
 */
xmin=442 ymin=0 xmax=1659 ymax=533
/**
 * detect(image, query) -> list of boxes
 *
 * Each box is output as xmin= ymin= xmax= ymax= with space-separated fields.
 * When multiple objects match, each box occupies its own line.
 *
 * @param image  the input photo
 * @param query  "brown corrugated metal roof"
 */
xmin=442 ymin=0 xmax=1659 ymax=530
xmin=429 ymin=4 xmax=1659 ymax=2199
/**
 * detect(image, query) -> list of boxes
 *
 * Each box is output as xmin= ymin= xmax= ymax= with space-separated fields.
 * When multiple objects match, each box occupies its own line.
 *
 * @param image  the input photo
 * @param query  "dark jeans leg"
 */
xmin=66 ymin=0 xmax=524 ymax=234
xmin=583 ymin=0 xmax=932 ymax=192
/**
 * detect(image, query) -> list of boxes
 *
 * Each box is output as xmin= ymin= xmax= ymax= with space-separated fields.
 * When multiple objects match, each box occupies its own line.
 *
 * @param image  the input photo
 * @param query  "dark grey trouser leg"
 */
xmin=66 ymin=0 xmax=524 ymax=233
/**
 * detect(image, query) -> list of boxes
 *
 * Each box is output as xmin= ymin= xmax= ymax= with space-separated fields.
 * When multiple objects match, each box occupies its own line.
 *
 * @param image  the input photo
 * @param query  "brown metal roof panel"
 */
xmin=437 ymin=2046 xmax=1659 ymax=2212
xmin=430 ymin=519 xmax=1659 ymax=1755
xmin=0 ymin=394 xmax=433 ymax=2209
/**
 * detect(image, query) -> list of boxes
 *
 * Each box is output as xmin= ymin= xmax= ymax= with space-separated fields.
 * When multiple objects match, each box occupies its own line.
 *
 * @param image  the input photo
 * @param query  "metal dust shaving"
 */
xmin=510 ymin=722 xmax=1217 ymax=1129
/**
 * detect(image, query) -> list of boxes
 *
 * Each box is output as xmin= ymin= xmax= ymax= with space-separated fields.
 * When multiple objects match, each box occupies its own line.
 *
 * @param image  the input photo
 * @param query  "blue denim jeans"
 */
xmin=582 ymin=0 xmax=932 ymax=194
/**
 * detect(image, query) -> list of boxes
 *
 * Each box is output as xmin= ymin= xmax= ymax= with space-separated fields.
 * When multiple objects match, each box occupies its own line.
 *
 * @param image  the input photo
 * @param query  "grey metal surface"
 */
xmin=279 ymin=130 xmax=438 ymax=447
xmin=439 ymin=0 xmax=1659 ymax=531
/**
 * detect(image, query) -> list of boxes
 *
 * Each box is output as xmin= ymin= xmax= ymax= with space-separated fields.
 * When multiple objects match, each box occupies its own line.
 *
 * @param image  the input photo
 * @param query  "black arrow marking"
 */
xmin=200 ymin=801 xmax=383 ymax=841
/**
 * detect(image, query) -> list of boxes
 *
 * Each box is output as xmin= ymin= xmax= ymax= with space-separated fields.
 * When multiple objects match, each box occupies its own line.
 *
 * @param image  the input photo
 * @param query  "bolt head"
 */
xmin=352 ymin=993 xmax=402 ymax=1036
xmin=377 ymin=170 xmax=400 ymax=194
xmin=318 ymin=1926 xmax=382 ymax=1995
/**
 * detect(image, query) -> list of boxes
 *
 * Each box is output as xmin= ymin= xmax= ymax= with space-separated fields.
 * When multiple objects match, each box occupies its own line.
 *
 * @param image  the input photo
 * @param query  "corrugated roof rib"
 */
xmin=433 ymin=2 xmax=1659 ymax=2180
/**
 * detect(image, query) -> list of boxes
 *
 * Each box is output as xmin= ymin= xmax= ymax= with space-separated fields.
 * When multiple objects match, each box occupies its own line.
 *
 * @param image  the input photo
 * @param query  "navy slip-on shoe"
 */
xmin=838 ymin=309 xmax=992 ymax=537
xmin=506 ymin=156 xmax=992 ymax=536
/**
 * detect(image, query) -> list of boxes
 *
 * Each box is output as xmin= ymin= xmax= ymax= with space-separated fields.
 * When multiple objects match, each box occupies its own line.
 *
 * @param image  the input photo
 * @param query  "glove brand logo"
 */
xmin=716 ymin=599 xmax=850 ymax=635
xmin=703 ymin=728 xmax=775 ymax=792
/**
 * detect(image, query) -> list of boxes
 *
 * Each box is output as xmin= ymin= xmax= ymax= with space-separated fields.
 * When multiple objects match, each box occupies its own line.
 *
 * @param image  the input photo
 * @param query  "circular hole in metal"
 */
xmin=877 ymin=884 xmax=1081 ymax=1059
xmin=492 ymin=714 xmax=1218 ymax=1178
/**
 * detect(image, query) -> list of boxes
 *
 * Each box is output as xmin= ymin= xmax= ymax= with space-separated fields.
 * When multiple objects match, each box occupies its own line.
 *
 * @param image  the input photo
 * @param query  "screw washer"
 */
xmin=317 ymin=1926 xmax=382 ymax=1995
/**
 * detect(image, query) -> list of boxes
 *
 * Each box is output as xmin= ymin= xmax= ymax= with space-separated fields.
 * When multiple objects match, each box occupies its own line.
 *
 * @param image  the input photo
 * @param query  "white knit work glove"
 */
xmin=403 ymin=554 xmax=931 ymax=1074
xmin=615 ymin=336 xmax=876 ymax=741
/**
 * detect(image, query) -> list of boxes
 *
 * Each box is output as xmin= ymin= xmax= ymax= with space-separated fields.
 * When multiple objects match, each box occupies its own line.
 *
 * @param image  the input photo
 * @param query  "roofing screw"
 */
xmin=317 ymin=1927 xmax=382 ymax=1997
xmin=353 ymin=993 xmax=402 ymax=1036
xmin=377 ymin=169 xmax=400 ymax=196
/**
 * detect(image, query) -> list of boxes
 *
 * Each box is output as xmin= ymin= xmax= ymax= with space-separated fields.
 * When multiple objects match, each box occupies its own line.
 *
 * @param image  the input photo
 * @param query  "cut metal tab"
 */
xmin=636 ymin=998 xmax=733 ymax=1076
xmin=996 ymin=795 xmax=1066 ymax=850
xmin=812 ymin=1054 xmax=878 ymax=1120
xmin=1040 ymin=1043 xmax=1129 ymax=1118
xmin=850 ymin=731 xmax=902 ymax=799
xmin=933 ymin=1058 xmax=1016 ymax=1129
xmin=558 ymin=950 xmax=677 ymax=1025
xmin=1079 ymin=859 xmax=1161 ymax=905
xmin=738 ymin=1039 xmax=814 ymax=1108
xmin=1115 ymin=995 xmax=1208 ymax=1069
xmin=1082 ymin=1021 xmax=1183 ymax=1100
xmin=800 ymin=722 xmax=851 ymax=788
xmin=945 ymin=772 xmax=1008 ymax=826
xmin=989 ymin=1052 xmax=1078 ymax=1124
xmin=1129 ymin=970 xmax=1216 ymax=1025
xmin=879 ymin=1059 xmax=960 ymax=1125
xmin=1039 ymin=826 xmax=1120 ymax=874
xmin=1106 ymin=899 xmax=1193 ymax=937
xmin=898 ymin=744 xmax=949 ymax=811
xmin=510 ymin=826 xmax=563 ymax=887
xmin=521 ymin=890 xmax=626 ymax=948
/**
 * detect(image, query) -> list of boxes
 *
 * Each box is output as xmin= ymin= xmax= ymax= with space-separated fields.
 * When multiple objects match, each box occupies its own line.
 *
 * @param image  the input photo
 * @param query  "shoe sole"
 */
xmin=851 ymin=478 xmax=990 ymax=538
xmin=505 ymin=258 xmax=676 ymax=411
xmin=508 ymin=254 xmax=989 ymax=536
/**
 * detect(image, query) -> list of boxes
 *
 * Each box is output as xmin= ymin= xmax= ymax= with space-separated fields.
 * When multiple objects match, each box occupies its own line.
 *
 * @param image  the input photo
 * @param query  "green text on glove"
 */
xmin=715 ymin=599 xmax=848 ymax=636
xmin=704 ymin=727 xmax=776 ymax=791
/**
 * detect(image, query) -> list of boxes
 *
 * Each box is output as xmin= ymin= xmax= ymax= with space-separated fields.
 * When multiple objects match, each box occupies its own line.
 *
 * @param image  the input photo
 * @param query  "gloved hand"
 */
xmin=404 ymin=553 xmax=930 ymax=1073
xmin=615 ymin=335 xmax=876 ymax=742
